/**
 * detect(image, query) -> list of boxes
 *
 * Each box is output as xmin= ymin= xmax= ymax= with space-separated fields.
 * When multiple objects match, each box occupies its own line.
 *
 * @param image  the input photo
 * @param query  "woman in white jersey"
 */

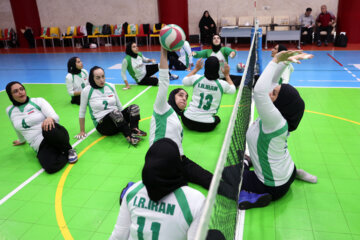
xmin=271 ymin=44 xmax=294 ymax=84
xmin=110 ymin=138 xmax=205 ymax=240
xmin=76 ymin=66 xmax=146 ymax=145
xmin=182 ymin=56 xmax=236 ymax=132
xmin=193 ymin=34 xmax=243 ymax=87
xmin=168 ymin=40 xmax=193 ymax=71
xmin=65 ymin=57 xmax=89 ymax=105
xmin=6 ymin=82 xmax=78 ymax=174
xmin=239 ymin=51 xmax=317 ymax=210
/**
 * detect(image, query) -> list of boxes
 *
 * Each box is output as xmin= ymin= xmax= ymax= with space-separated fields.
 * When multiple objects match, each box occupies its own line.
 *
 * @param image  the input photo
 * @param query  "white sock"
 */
xmin=296 ymin=169 xmax=317 ymax=183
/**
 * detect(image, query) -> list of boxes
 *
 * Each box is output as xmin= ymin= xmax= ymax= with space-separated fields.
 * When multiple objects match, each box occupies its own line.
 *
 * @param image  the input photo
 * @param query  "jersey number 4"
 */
xmin=137 ymin=216 xmax=161 ymax=240
xmin=198 ymin=92 xmax=213 ymax=110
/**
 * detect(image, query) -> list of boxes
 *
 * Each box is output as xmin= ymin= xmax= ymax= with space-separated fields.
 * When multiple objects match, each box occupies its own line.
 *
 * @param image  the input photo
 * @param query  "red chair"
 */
xmin=137 ymin=24 xmax=150 ymax=46
xmin=0 ymin=28 xmax=11 ymax=48
xmin=34 ymin=27 xmax=50 ymax=47
xmin=110 ymin=24 xmax=124 ymax=46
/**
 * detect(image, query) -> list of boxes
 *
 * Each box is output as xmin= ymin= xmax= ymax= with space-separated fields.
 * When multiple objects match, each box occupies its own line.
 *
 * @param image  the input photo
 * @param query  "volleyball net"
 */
xmin=195 ymin=24 xmax=262 ymax=240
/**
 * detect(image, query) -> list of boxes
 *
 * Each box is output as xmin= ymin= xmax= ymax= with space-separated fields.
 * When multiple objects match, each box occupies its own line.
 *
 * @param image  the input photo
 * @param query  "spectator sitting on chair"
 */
xmin=315 ymin=4 xmax=336 ymax=46
xmin=299 ymin=8 xmax=315 ymax=45
xmin=199 ymin=10 xmax=217 ymax=45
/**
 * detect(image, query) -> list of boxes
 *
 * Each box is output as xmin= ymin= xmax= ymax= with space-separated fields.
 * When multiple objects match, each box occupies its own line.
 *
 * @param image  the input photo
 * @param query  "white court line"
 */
xmin=0 ymin=86 xmax=152 ymax=206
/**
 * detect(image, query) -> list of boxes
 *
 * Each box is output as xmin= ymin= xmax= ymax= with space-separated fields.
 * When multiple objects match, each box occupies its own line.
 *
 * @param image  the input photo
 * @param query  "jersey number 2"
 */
xmin=198 ymin=92 xmax=213 ymax=110
xmin=137 ymin=216 xmax=161 ymax=240
xmin=102 ymin=100 xmax=108 ymax=110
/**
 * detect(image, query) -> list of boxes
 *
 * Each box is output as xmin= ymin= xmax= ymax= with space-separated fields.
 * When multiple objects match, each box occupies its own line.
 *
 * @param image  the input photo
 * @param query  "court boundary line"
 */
xmin=0 ymin=86 xmax=152 ymax=206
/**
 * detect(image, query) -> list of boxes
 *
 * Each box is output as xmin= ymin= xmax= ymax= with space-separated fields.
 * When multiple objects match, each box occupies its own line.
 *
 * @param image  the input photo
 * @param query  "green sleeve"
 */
xmin=223 ymin=47 xmax=236 ymax=57
xmin=193 ymin=49 xmax=211 ymax=58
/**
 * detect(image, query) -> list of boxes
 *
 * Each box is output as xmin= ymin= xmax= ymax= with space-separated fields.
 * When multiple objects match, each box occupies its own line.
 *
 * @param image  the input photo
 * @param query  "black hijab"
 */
xmin=274 ymin=84 xmax=305 ymax=132
xmin=67 ymin=57 xmax=81 ymax=75
xmin=142 ymin=138 xmax=187 ymax=202
xmin=277 ymin=44 xmax=287 ymax=53
xmin=126 ymin=42 xmax=138 ymax=58
xmin=211 ymin=35 xmax=221 ymax=53
xmin=168 ymin=88 xmax=186 ymax=116
xmin=6 ymin=81 xmax=29 ymax=106
xmin=204 ymin=56 xmax=220 ymax=80
xmin=199 ymin=11 xmax=216 ymax=29
xmin=88 ymin=66 xmax=104 ymax=89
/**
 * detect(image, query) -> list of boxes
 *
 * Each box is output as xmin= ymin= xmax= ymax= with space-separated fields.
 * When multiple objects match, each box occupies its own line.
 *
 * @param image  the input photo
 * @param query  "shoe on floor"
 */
xmin=120 ymin=182 xmax=135 ymax=205
xmin=68 ymin=149 xmax=78 ymax=164
xmin=170 ymin=74 xmax=179 ymax=80
xmin=131 ymin=129 xmax=147 ymax=137
xmin=127 ymin=136 xmax=141 ymax=146
xmin=238 ymin=190 xmax=272 ymax=210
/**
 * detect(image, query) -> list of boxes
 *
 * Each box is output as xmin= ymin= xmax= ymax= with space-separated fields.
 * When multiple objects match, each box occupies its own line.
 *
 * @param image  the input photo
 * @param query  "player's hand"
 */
xmin=13 ymin=140 xmax=25 ymax=146
xmin=287 ymin=52 xmax=314 ymax=64
xmin=221 ymin=62 xmax=230 ymax=76
xmin=123 ymin=85 xmax=131 ymax=90
xmin=273 ymin=50 xmax=303 ymax=63
xmin=42 ymin=117 xmax=55 ymax=131
xmin=229 ymin=51 xmax=236 ymax=58
xmin=195 ymin=58 xmax=204 ymax=70
xmin=75 ymin=132 xmax=87 ymax=140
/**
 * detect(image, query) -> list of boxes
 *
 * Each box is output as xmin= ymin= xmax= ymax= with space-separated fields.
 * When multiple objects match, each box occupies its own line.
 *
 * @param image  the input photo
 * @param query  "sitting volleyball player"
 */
xmin=6 ymin=81 xmax=77 ymax=174
xmin=271 ymin=44 xmax=293 ymax=84
xmin=76 ymin=66 xmax=146 ymax=145
xmin=120 ymin=46 xmax=243 ymax=213
xmin=168 ymin=40 xmax=193 ymax=71
xmin=65 ymin=56 xmax=89 ymax=105
xmin=193 ymin=34 xmax=242 ymax=87
xmin=182 ymin=57 xmax=236 ymax=132
xmin=238 ymin=51 xmax=317 ymax=210
xmin=121 ymin=42 xmax=178 ymax=89
xmin=110 ymin=138 xmax=205 ymax=240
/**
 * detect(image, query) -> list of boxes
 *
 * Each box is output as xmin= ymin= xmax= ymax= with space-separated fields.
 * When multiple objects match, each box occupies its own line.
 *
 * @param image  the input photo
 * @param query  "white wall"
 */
xmin=188 ymin=0 xmax=339 ymax=34
xmin=36 ymin=0 xmax=159 ymax=34
xmin=0 ymin=0 xmax=15 ymax=29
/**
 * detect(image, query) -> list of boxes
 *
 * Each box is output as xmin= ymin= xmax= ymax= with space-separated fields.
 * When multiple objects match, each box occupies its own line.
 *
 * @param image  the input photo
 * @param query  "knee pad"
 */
xmin=129 ymin=104 xmax=140 ymax=117
xmin=109 ymin=109 xmax=125 ymax=127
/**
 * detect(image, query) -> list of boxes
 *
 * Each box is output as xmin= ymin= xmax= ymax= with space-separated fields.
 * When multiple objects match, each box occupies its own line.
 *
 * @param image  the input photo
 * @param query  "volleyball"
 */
xmin=159 ymin=24 xmax=186 ymax=51
xmin=237 ymin=62 xmax=246 ymax=73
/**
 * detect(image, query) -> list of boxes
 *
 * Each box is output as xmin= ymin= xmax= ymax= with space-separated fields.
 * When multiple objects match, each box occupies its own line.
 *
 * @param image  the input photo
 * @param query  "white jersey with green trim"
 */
xmin=278 ymin=63 xmax=294 ymax=84
xmin=210 ymin=50 xmax=227 ymax=79
xmin=79 ymin=83 xmax=123 ymax=126
xmin=65 ymin=69 xmax=89 ymax=96
xmin=179 ymin=41 xmax=192 ymax=68
xmin=121 ymin=53 xmax=150 ymax=83
xmin=183 ymin=74 xmax=236 ymax=123
xmin=150 ymin=69 xmax=184 ymax=155
xmin=110 ymin=181 xmax=205 ymax=240
xmin=246 ymin=61 xmax=295 ymax=187
xmin=6 ymin=98 xmax=59 ymax=152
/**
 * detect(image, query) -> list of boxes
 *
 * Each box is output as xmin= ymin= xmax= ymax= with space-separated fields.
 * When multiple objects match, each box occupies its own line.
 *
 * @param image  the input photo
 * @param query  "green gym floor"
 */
xmin=1 ymin=84 xmax=359 ymax=240
xmin=0 ymin=48 xmax=360 ymax=239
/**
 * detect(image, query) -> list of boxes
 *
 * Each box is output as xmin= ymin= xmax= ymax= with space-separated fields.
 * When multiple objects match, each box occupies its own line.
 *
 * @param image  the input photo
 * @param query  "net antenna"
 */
xmin=194 ymin=23 xmax=260 ymax=240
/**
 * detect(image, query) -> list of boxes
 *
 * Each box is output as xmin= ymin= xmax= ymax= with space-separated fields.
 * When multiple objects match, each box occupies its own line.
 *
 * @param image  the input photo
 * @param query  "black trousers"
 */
xmin=200 ymin=27 xmax=216 ymax=44
xmin=301 ymin=27 xmax=313 ymax=44
xmin=182 ymin=155 xmax=239 ymax=201
xmin=241 ymin=164 xmax=297 ymax=201
xmin=138 ymin=64 xmax=159 ymax=86
xmin=96 ymin=106 xmax=139 ymax=137
xmin=316 ymin=26 xmax=333 ymax=42
xmin=182 ymin=114 xmax=221 ymax=132
xmin=71 ymin=95 xmax=80 ymax=105
xmin=168 ymin=52 xmax=187 ymax=70
xmin=37 ymin=123 xmax=72 ymax=174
